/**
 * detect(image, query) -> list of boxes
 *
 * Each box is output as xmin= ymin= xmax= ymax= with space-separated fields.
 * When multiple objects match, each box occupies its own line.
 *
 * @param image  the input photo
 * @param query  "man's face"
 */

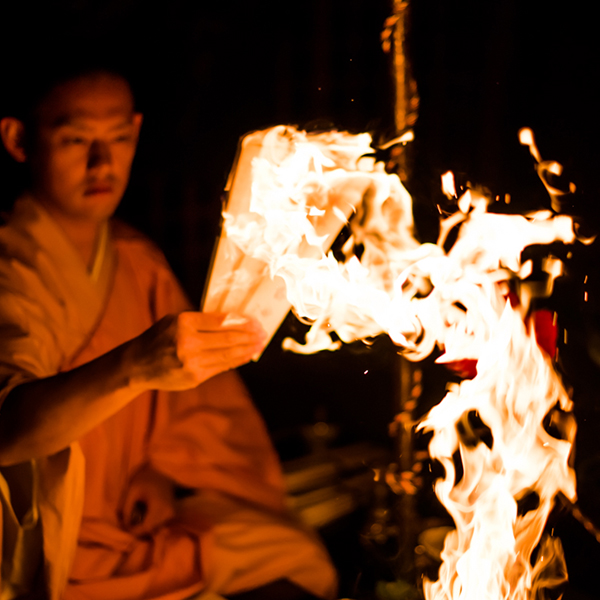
xmin=29 ymin=73 xmax=142 ymax=225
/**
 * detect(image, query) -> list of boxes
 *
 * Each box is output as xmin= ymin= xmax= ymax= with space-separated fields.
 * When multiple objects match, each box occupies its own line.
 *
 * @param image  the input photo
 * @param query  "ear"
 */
xmin=0 ymin=117 xmax=27 ymax=163
xmin=132 ymin=113 xmax=143 ymax=145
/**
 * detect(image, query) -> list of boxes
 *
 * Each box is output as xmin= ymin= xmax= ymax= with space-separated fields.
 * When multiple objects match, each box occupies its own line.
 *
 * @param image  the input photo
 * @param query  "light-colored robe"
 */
xmin=0 ymin=197 xmax=337 ymax=600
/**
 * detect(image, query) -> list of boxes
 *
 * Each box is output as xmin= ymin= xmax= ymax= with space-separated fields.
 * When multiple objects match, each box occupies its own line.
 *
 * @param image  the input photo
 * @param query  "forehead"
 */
xmin=36 ymin=74 xmax=135 ymax=129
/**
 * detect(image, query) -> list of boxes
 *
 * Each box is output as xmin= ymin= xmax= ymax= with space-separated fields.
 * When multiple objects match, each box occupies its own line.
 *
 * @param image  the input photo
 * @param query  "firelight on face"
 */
xmin=29 ymin=73 xmax=142 ymax=227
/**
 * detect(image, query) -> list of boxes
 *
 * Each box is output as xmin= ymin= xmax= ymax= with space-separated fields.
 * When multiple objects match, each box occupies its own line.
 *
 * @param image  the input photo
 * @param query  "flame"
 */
xmin=208 ymin=125 xmax=582 ymax=599
xmin=441 ymin=171 xmax=457 ymax=199
xmin=519 ymin=128 xmax=582 ymax=217
xmin=420 ymin=303 xmax=575 ymax=599
xmin=220 ymin=125 xmax=424 ymax=354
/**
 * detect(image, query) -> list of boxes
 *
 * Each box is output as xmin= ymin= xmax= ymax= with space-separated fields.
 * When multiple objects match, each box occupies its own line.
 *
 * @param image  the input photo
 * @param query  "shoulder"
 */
xmin=109 ymin=219 xmax=193 ymax=314
xmin=109 ymin=219 xmax=170 ymax=269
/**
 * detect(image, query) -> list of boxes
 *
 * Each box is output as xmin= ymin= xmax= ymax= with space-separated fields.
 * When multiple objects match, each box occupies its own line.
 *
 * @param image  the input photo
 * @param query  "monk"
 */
xmin=0 ymin=66 xmax=337 ymax=600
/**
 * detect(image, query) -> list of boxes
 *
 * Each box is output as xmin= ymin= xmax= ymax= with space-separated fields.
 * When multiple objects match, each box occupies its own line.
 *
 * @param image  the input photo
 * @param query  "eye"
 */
xmin=113 ymin=132 xmax=134 ymax=143
xmin=61 ymin=136 xmax=87 ymax=146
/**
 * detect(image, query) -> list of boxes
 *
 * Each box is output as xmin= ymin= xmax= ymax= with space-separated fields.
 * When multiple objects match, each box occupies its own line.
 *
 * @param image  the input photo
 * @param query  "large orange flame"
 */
xmin=205 ymin=126 xmax=582 ymax=599
xmin=420 ymin=303 xmax=575 ymax=599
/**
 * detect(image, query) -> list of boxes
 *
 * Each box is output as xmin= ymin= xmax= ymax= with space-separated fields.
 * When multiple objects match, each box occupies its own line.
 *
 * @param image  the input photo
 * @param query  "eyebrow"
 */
xmin=50 ymin=113 xmax=135 ymax=130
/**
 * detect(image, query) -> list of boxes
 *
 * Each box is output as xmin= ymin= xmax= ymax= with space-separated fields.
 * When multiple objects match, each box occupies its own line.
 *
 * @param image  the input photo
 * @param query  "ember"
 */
xmin=204 ymin=125 xmax=586 ymax=599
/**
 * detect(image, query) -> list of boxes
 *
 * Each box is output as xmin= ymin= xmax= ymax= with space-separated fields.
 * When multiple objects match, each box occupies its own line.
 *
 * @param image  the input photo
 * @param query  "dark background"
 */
xmin=3 ymin=0 xmax=600 ymax=596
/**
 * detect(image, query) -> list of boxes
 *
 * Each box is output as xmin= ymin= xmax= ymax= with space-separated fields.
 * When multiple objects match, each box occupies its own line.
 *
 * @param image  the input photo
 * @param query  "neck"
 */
xmin=35 ymin=201 xmax=105 ymax=269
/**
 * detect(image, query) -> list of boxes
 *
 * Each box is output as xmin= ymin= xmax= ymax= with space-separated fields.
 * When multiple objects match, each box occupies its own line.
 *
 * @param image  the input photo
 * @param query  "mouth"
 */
xmin=84 ymin=182 xmax=115 ymax=196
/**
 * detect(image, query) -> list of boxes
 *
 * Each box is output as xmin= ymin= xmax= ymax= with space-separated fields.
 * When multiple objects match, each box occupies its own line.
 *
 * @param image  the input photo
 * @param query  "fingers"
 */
xmin=180 ymin=334 xmax=266 ymax=376
xmin=186 ymin=341 xmax=263 ymax=372
xmin=132 ymin=312 xmax=267 ymax=392
xmin=178 ymin=325 xmax=266 ymax=354
xmin=177 ymin=312 xmax=266 ymax=356
xmin=167 ymin=312 xmax=265 ymax=383
xmin=178 ymin=311 xmax=265 ymax=334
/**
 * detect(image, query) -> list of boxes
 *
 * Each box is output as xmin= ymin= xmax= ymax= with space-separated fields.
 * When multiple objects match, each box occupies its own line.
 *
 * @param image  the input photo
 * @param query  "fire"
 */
xmin=205 ymin=125 xmax=583 ymax=599
xmin=420 ymin=304 xmax=575 ymax=599
xmin=441 ymin=171 xmax=457 ymax=199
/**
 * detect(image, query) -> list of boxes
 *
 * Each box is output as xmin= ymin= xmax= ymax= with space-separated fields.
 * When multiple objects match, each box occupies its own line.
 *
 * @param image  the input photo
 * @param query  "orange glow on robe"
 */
xmin=0 ymin=198 xmax=336 ymax=600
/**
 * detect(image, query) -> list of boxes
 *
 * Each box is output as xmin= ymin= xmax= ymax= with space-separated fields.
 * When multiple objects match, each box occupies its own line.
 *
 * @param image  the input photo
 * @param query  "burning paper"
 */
xmin=203 ymin=125 xmax=419 ymax=354
xmin=204 ymin=125 xmax=582 ymax=598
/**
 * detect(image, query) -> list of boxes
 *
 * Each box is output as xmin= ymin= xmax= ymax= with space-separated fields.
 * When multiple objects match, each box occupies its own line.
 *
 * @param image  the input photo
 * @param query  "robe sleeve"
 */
xmin=0 ymin=260 xmax=67 ymax=407
xmin=0 ymin=199 xmax=110 ymax=408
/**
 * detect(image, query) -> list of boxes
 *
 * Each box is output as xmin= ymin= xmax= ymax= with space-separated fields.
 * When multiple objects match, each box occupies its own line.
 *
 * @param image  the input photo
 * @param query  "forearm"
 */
xmin=0 ymin=338 xmax=145 ymax=465
xmin=0 ymin=312 xmax=266 ymax=466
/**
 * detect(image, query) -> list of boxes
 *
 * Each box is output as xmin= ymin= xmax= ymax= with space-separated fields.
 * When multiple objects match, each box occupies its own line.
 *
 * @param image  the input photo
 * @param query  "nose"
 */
xmin=87 ymin=140 xmax=112 ymax=171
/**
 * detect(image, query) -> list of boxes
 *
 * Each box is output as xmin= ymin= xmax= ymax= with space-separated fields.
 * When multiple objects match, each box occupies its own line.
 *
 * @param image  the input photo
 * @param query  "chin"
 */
xmin=80 ymin=193 xmax=122 ymax=219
